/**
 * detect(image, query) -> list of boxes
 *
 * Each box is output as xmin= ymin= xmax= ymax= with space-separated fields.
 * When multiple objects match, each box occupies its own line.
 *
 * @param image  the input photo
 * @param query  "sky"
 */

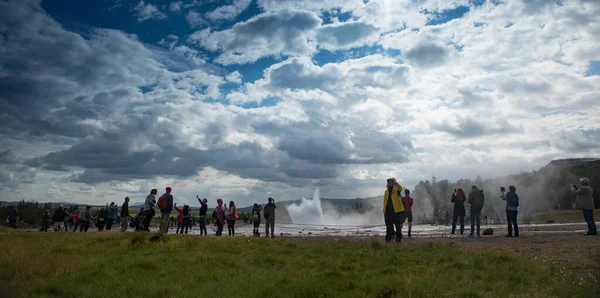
xmin=1 ymin=0 xmax=599 ymax=207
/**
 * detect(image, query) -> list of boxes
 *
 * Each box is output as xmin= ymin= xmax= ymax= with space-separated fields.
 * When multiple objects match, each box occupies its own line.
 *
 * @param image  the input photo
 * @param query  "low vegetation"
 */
xmin=0 ymin=230 xmax=598 ymax=297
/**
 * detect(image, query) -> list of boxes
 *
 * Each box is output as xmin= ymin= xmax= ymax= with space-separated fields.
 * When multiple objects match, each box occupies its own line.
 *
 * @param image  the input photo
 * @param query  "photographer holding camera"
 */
xmin=500 ymin=186 xmax=519 ymax=237
xmin=570 ymin=178 xmax=596 ymax=236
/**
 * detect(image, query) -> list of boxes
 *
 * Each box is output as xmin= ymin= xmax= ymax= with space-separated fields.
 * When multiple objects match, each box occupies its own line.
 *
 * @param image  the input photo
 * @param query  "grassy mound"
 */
xmin=0 ymin=231 xmax=598 ymax=297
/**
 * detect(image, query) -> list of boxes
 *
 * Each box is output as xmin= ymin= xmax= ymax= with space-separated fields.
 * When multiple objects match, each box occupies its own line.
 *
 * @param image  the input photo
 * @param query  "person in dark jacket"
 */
xmin=106 ymin=202 xmax=118 ymax=230
xmin=252 ymin=203 xmax=262 ymax=236
xmin=181 ymin=204 xmax=191 ymax=234
xmin=197 ymin=196 xmax=208 ymax=236
xmin=41 ymin=209 xmax=50 ymax=232
xmin=451 ymin=188 xmax=467 ymax=235
xmin=501 ymin=185 xmax=519 ymax=237
xmin=52 ymin=205 xmax=67 ymax=232
xmin=120 ymin=197 xmax=131 ymax=232
xmin=263 ymin=198 xmax=277 ymax=238
xmin=468 ymin=186 xmax=485 ymax=238
xmin=570 ymin=178 xmax=596 ymax=235
xmin=79 ymin=206 xmax=92 ymax=232
xmin=96 ymin=208 xmax=107 ymax=231
xmin=7 ymin=208 xmax=18 ymax=229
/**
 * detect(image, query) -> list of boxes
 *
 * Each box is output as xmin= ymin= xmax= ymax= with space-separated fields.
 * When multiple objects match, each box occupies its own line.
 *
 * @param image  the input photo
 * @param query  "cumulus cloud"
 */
xmin=169 ymin=1 xmax=183 ymax=13
xmin=430 ymin=115 xmax=523 ymax=138
xmin=315 ymin=21 xmax=379 ymax=51
xmin=186 ymin=10 xmax=205 ymax=27
xmin=189 ymin=10 xmax=321 ymax=65
xmin=206 ymin=0 xmax=252 ymax=22
xmin=133 ymin=0 xmax=167 ymax=22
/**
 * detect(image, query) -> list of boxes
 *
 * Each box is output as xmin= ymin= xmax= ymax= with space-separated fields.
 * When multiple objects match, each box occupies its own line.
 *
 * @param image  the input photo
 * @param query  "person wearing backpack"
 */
xmin=263 ymin=198 xmax=277 ymax=238
xmin=143 ymin=189 xmax=157 ymax=231
xmin=197 ymin=196 xmax=208 ymax=236
xmin=468 ymin=186 xmax=485 ymax=238
xmin=252 ymin=203 xmax=262 ymax=236
xmin=226 ymin=201 xmax=238 ymax=236
xmin=158 ymin=187 xmax=174 ymax=233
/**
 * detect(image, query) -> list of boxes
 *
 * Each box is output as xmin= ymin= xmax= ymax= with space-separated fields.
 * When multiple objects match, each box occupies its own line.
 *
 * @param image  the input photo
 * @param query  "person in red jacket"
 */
xmin=403 ymin=189 xmax=414 ymax=238
xmin=174 ymin=203 xmax=184 ymax=234
xmin=226 ymin=201 xmax=238 ymax=236
xmin=72 ymin=210 xmax=81 ymax=232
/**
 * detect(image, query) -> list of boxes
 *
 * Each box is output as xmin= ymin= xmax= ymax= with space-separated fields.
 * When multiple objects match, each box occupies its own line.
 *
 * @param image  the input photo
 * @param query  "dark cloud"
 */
xmin=404 ymin=42 xmax=449 ymax=68
xmin=0 ymin=150 xmax=16 ymax=164
xmin=431 ymin=116 xmax=522 ymax=138
xmin=268 ymin=59 xmax=339 ymax=90
xmin=316 ymin=21 xmax=378 ymax=50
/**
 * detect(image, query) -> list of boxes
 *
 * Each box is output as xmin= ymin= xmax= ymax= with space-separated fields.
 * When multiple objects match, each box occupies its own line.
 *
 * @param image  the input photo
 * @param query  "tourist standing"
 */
xmin=501 ymin=186 xmax=519 ymax=237
xmin=106 ymin=202 xmax=118 ymax=230
xmin=96 ymin=207 xmax=107 ymax=231
xmin=252 ymin=203 xmax=262 ymax=236
xmin=570 ymin=178 xmax=597 ymax=235
xmin=451 ymin=188 xmax=467 ymax=235
xmin=181 ymin=205 xmax=191 ymax=234
xmin=227 ymin=201 xmax=238 ymax=236
xmin=197 ymin=196 xmax=208 ymax=236
xmin=264 ymin=198 xmax=277 ymax=238
xmin=52 ymin=205 xmax=67 ymax=232
xmin=403 ymin=189 xmax=414 ymax=238
xmin=7 ymin=208 xmax=18 ymax=229
xmin=214 ymin=199 xmax=226 ymax=236
xmin=383 ymin=178 xmax=406 ymax=243
xmin=41 ymin=209 xmax=50 ymax=232
xmin=158 ymin=187 xmax=174 ymax=233
xmin=468 ymin=186 xmax=485 ymax=238
xmin=72 ymin=209 xmax=81 ymax=232
xmin=174 ymin=203 xmax=184 ymax=234
xmin=120 ymin=197 xmax=131 ymax=232
xmin=79 ymin=206 xmax=92 ymax=232
xmin=143 ymin=189 xmax=157 ymax=231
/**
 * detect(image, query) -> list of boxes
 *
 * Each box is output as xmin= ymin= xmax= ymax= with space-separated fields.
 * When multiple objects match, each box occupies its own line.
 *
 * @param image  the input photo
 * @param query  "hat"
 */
xmin=166 ymin=186 xmax=172 ymax=193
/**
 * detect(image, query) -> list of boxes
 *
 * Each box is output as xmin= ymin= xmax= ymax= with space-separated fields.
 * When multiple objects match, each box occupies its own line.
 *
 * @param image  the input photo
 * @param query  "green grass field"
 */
xmin=0 ymin=230 xmax=598 ymax=298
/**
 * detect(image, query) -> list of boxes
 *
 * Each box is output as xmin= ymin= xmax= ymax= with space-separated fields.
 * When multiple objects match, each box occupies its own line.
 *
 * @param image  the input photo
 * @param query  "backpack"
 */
xmin=157 ymin=194 xmax=168 ymax=210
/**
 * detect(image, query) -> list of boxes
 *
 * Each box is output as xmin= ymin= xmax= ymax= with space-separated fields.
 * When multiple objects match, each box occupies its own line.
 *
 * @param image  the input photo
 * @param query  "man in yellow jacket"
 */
xmin=383 ymin=178 xmax=406 ymax=242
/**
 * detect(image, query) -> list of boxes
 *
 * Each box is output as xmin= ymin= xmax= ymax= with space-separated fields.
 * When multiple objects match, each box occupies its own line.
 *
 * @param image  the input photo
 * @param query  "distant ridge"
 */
xmin=544 ymin=158 xmax=600 ymax=169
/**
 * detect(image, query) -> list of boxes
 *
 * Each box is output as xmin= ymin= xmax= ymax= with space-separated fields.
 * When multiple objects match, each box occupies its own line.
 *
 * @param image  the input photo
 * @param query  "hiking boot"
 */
xmin=505 ymin=234 xmax=513 ymax=237
xmin=583 ymin=232 xmax=597 ymax=236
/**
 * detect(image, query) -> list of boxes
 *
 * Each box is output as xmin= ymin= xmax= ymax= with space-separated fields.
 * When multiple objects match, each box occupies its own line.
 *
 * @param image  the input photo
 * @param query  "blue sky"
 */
xmin=1 ymin=0 xmax=599 ymax=207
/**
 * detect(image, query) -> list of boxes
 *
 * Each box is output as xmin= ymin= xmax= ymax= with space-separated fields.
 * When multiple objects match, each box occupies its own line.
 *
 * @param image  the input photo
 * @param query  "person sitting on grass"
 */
xmin=403 ymin=189 xmax=414 ymax=238
xmin=383 ymin=178 xmax=405 ymax=243
xmin=501 ymin=185 xmax=519 ymax=237
xmin=451 ymin=188 xmax=467 ymax=236
xmin=570 ymin=178 xmax=596 ymax=236
xmin=227 ymin=201 xmax=238 ymax=236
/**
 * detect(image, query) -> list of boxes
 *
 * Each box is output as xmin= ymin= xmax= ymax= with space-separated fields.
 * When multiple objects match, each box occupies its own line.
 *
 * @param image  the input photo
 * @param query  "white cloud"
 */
xmin=132 ymin=0 xmax=167 ymax=22
xmin=169 ymin=1 xmax=183 ymax=13
xmin=186 ymin=10 xmax=205 ymax=27
xmin=206 ymin=0 xmax=252 ymax=22
xmin=226 ymin=71 xmax=242 ymax=83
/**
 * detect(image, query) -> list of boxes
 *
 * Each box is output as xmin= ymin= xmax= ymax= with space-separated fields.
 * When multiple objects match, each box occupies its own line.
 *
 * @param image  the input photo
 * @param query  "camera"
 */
xmin=500 ymin=186 xmax=506 ymax=192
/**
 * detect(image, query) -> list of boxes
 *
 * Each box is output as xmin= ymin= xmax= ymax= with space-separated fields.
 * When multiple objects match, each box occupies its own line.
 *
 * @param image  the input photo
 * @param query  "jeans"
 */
xmin=506 ymin=210 xmax=518 ymax=236
xmin=143 ymin=210 xmax=154 ymax=231
xmin=160 ymin=212 xmax=170 ymax=233
xmin=452 ymin=213 xmax=465 ymax=235
xmin=384 ymin=212 xmax=404 ymax=242
xmin=106 ymin=218 xmax=114 ymax=230
xmin=253 ymin=220 xmax=261 ymax=235
xmin=79 ymin=221 xmax=89 ymax=232
xmin=72 ymin=222 xmax=79 ymax=232
xmin=582 ymin=209 xmax=597 ymax=234
xmin=120 ymin=217 xmax=129 ymax=232
xmin=265 ymin=218 xmax=275 ymax=237
xmin=216 ymin=221 xmax=224 ymax=236
xmin=470 ymin=209 xmax=482 ymax=236
xmin=227 ymin=219 xmax=236 ymax=236
xmin=199 ymin=216 xmax=207 ymax=235
xmin=179 ymin=218 xmax=190 ymax=234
